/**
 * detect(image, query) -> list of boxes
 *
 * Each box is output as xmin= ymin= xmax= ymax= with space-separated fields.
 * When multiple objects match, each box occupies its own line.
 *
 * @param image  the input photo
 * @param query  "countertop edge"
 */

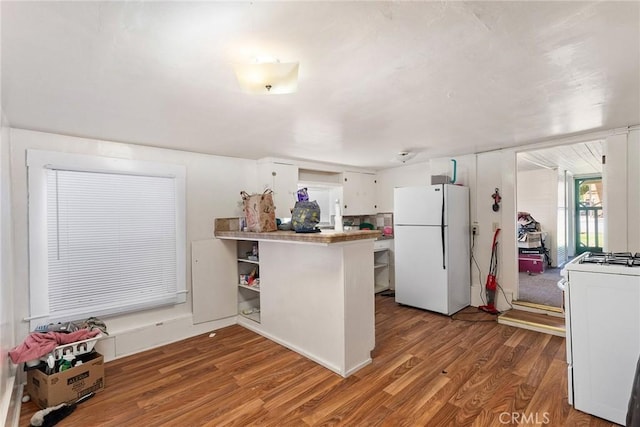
xmin=214 ymin=229 xmax=382 ymax=244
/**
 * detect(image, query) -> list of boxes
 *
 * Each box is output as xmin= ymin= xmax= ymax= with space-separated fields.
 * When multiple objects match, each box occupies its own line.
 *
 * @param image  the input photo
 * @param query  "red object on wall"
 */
xmin=518 ymin=253 xmax=545 ymax=274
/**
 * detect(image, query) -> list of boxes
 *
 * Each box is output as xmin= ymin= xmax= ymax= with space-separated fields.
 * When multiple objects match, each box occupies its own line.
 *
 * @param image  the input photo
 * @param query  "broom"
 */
xmin=30 ymin=392 xmax=95 ymax=427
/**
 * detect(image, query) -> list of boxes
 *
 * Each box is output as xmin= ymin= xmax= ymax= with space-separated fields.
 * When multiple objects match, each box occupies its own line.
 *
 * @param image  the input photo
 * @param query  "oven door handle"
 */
xmin=557 ymin=278 xmax=567 ymax=292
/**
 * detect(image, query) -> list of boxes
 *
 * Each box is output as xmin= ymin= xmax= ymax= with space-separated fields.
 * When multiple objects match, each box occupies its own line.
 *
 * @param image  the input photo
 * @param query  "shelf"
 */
xmin=373 ymin=247 xmax=390 ymax=294
xmin=239 ymin=311 xmax=261 ymax=323
xmin=374 ymin=283 xmax=390 ymax=293
xmin=238 ymin=283 xmax=260 ymax=292
xmin=237 ymin=240 xmax=261 ymax=324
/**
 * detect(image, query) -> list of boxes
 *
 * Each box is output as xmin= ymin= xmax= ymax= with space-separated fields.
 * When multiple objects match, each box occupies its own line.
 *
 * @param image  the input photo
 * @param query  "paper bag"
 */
xmin=241 ymin=190 xmax=277 ymax=232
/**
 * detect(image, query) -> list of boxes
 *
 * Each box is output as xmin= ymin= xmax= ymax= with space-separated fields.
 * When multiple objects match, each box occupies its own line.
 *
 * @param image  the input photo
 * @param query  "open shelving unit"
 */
xmin=237 ymin=240 xmax=261 ymax=323
xmin=374 ymin=247 xmax=390 ymax=293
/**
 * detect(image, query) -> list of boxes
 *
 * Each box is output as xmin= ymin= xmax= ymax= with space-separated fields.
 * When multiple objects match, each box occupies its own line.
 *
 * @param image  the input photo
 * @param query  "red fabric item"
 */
xmin=8 ymin=328 xmax=101 ymax=364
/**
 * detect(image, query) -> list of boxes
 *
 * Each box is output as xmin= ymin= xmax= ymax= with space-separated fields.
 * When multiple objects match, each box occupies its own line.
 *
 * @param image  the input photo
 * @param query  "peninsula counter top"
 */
xmin=214 ymin=229 xmax=381 ymax=244
xmin=214 ymin=217 xmax=381 ymax=243
xmin=213 ymin=217 xmax=376 ymax=376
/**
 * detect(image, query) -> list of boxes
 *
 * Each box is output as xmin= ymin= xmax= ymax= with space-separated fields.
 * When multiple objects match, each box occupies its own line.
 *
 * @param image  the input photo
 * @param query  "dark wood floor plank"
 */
xmin=19 ymin=296 xmax=619 ymax=426
xmin=524 ymin=358 xmax=571 ymax=426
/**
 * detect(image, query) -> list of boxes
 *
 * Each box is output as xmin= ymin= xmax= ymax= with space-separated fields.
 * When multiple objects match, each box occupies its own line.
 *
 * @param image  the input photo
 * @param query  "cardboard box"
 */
xmin=518 ymin=231 xmax=543 ymax=248
xmin=27 ymin=352 xmax=104 ymax=409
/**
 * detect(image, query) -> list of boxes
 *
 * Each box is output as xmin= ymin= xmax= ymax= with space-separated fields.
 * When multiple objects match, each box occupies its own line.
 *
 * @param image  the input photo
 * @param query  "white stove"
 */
xmin=563 ymin=251 xmax=640 ymax=274
xmin=561 ymin=251 xmax=640 ymax=425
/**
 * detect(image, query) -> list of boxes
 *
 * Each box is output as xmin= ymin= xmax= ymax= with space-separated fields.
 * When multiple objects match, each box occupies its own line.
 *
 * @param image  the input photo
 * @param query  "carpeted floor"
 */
xmin=518 ymin=267 xmax=564 ymax=308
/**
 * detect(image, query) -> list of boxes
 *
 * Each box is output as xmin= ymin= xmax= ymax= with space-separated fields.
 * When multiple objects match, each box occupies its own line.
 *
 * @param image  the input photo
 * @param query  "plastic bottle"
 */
xmin=59 ymin=354 xmax=75 ymax=372
xmin=334 ymin=200 xmax=343 ymax=232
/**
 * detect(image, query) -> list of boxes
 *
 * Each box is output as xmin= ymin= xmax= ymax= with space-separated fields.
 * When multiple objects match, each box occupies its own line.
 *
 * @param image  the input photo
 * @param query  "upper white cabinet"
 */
xmin=258 ymin=161 xmax=299 ymax=219
xmin=342 ymin=171 xmax=376 ymax=215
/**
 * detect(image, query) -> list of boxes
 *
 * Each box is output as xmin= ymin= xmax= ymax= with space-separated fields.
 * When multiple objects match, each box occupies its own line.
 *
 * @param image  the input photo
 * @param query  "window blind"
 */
xmin=45 ymin=168 xmax=181 ymax=321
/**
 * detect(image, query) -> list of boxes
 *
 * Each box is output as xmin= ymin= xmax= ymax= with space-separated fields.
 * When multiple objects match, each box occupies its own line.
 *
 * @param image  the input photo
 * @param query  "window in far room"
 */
xmin=26 ymin=150 xmax=186 ymax=329
xmin=297 ymin=182 xmax=343 ymax=226
xmin=575 ymin=176 xmax=603 ymax=254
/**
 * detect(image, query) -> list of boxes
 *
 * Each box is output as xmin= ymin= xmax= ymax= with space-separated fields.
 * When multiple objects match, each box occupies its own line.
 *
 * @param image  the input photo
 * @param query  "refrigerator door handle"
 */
xmin=441 ymin=185 xmax=446 ymax=269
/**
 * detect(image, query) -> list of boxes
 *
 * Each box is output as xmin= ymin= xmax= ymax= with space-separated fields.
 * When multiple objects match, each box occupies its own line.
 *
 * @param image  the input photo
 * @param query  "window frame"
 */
xmin=26 ymin=149 xmax=187 ymax=328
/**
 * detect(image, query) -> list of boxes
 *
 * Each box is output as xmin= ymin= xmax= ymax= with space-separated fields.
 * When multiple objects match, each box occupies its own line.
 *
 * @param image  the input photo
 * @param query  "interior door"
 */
xmin=574 ymin=177 xmax=603 ymax=254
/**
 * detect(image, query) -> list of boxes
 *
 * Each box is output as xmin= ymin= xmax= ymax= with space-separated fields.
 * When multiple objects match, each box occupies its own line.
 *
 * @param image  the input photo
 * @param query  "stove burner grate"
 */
xmin=580 ymin=252 xmax=640 ymax=267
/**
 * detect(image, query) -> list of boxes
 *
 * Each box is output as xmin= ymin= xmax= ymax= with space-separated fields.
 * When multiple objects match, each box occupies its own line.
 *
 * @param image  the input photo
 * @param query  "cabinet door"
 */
xmin=342 ymin=171 xmax=376 ymax=215
xmin=191 ymin=239 xmax=237 ymax=324
xmin=258 ymin=162 xmax=299 ymax=219
xmin=568 ymin=271 xmax=640 ymax=424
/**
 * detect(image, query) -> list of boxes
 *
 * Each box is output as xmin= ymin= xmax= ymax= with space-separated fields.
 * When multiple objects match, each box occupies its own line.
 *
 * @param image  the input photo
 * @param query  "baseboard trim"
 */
xmin=512 ymin=300 xmax=564 ymax=317
xmin=470 ymin=284 xmax=513 ymax=312
xmin=498 ymin=315 xmax=565 ymax=337
xmin=237 ymin=316 xmax=362 ymax=378
xmin=96 ymin=315 xmax=237 ymax=362
xmin=498 ymin=310 xmax=566 ymax=337
xmin=1 ymin=374 xmax=22 ymax=427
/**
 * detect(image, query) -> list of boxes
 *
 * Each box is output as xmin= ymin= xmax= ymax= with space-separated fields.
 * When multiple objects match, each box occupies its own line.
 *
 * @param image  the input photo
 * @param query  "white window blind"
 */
xmin=27 ymin=150 xmax=186 ymax=327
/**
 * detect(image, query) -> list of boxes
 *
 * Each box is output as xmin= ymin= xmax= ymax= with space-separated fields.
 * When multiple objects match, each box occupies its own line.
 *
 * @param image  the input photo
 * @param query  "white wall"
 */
xmin=431 ymin=152 xmax=516 ymax=310
xmin=1 ymin=115 xmax=19 ymax=427
xmin=376 ymin=152 xmax=517 ymax=311
xmin=474 ymin=151 xmax=517 ymax=310
xmin=379 ymin=129 xmax=640 ymax=311
xmin=627 ymin=129 xmax=640 ymax=251
xmin=430 ymin=154 xmax=477 ymax=226
xmin=375 ymin=161 xmax=430 ymax=213
xmin=517 ymin=168 xmax=558 ymax=266
xmin=603 ymin=130 xmax=640 ymax=252
xmin=9 ymin=129 xmax=258 ymax=361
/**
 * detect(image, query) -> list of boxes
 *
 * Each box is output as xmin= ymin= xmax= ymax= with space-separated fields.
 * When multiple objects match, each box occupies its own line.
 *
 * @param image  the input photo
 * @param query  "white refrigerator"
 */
xmin=393 ymin=185 xmax=470 ymax=315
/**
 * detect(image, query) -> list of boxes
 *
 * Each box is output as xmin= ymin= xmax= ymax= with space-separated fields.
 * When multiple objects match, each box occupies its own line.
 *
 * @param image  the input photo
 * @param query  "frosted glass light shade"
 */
xmin=234 ymin=61 xmax=299 ymax=94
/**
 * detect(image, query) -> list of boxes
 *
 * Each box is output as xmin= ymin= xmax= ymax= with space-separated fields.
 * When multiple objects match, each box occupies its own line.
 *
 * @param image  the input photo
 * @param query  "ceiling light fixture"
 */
xmin=234 ymin=59 xmax=299 ymax=95
xmin=394 ymin=151 xmax=416 ymax=163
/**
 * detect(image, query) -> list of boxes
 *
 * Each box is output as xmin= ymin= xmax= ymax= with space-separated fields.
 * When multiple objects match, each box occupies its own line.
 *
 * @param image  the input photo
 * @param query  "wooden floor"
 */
xmin=20 ymin=296 xmax=618 ymax=426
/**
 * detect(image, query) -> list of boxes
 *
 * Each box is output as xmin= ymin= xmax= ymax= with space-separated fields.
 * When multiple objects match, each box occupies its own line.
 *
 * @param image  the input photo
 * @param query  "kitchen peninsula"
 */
xmin=214 ymin=218 xmax=381 ymax=377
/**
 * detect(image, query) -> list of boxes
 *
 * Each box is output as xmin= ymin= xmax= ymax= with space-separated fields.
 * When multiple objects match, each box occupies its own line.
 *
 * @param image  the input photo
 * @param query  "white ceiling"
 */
xmin=517 ymin=140 xmax=603 ymax=175
xmin=2 ymin=1 xmax=639 ymax=170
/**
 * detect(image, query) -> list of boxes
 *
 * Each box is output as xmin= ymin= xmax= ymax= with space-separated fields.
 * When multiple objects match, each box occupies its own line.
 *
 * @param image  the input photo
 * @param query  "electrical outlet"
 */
xmin=492 ymin=222 xmax=500 ymax=232
xmin=472 ymin=222 xmax=479 ymax=235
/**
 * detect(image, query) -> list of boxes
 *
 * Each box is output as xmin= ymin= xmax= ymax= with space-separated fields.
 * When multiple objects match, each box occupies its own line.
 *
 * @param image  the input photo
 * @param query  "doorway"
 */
xmin=574 ymin=177 xmax=603 ymax=254
xmin=516 ymin=140 xmax=603 ymax=308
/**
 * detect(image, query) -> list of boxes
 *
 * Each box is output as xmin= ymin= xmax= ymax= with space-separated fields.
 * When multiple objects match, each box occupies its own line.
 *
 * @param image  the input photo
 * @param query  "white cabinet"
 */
xmin=258 ymin=162 xmax=299 ymax=219
xmin=236 ymin=240 xmax=261 ymax=323
xmin=342 ymin=171 xmax=376 ymax=215
xmin=566 ymin=269 xmax=640 ymax=424
xmin=373 ymin=239 xmax=394 ymax=293
xmin=374 ymin=248 xmax=390 ymax=293
xmin=191 ymin=239 xmax=237 ymax=324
